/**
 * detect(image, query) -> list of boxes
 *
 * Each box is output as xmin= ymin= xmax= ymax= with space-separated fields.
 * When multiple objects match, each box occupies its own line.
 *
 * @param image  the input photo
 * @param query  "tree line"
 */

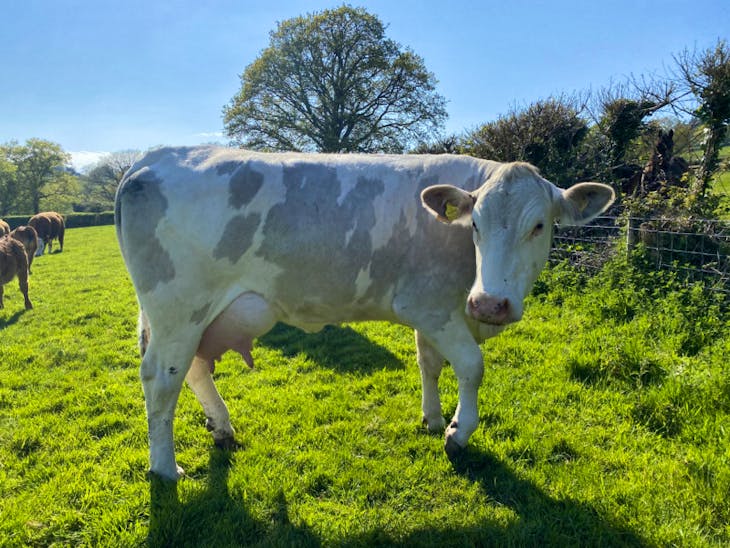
xmin=1 ymin=6 xmax=728 ymax=219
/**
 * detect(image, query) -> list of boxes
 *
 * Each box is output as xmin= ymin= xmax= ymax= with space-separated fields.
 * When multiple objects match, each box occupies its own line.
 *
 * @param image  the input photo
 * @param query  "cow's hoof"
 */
xmin=213 ymin=435 xmax=239 ymax=451
xmin=444 ymin=436 xmax=465 ymax=461
xmin=147 ymin=464 xmax=185 ymax=482
xmin=422 ymin=415 xmax=446 ymax=433
xmin=444 ymin=422 xmax=466 ymax=460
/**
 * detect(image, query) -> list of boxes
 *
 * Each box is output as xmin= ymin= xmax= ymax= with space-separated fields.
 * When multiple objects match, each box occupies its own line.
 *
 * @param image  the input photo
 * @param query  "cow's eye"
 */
xmin=531 ymin=222 xmax=545 ymax=237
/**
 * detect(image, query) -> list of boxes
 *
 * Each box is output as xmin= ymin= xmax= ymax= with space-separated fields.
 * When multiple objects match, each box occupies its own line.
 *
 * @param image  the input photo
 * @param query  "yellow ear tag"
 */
xmin=444 ymin=203 xmax=460 ymax=222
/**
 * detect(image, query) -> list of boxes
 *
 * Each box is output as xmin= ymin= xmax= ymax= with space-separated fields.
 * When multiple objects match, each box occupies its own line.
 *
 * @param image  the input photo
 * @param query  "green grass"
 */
xmin=1 ymin=226 xmax=728 ymax=546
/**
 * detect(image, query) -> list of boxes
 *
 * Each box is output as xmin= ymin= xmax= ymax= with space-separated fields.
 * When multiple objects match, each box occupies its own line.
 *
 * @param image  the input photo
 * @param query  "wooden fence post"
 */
xmin=626 ymin=216 xmax=638 ymax=254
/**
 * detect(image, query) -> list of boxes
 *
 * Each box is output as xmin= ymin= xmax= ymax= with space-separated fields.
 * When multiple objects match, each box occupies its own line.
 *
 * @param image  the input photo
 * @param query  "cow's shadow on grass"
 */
xmin=148 ymin=447 xmax=319 ymax=547
xmin=259 ymin=323 xmax=403 ymax=374
xmin=149 ymin=444 xmax=647 ymax=547
xmin=401 ymin=446 xmax=647 ymax=547
xmin=0 ymin=309 xmax=27 ymax=329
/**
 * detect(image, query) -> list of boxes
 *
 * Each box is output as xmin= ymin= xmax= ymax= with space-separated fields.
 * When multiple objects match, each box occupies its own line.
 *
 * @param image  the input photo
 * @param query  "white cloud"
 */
xmin=69 ymin=151 xmax=109 ymax=172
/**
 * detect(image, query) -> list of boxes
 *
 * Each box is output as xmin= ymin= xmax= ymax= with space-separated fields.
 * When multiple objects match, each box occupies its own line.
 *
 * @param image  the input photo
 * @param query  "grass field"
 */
xmin=1 ymin=225 xmax=728 ymax=546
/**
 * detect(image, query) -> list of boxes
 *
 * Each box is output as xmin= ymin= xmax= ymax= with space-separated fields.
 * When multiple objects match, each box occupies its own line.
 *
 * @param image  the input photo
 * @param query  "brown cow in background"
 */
xmin=28 ymin=212 xmax=65 ymax=256
xmin=0 ymin=219 xmax=9 ymax=236
xmin=0 ymin=235 xmax=32 ymax=310
xmin=10 ymin=225 xmax=39 ymax=273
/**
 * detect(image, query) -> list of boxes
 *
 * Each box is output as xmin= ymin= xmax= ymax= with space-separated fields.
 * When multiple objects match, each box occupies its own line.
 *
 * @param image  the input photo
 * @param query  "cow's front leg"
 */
xmin=186 ymin=356 xmax=236 ymax=448
xmin=418 ymin=324 xmax=484 ymax=459
xmin=140 ymin=340 xmax=196 ymax=480
xmin=415 ymin=330 xmax=446 ymax=432
xmin=445 ymin=351 xmax=484 ymax=458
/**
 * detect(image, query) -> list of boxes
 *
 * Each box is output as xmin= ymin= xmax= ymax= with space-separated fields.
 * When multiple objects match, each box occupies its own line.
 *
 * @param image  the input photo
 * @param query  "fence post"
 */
xmin=626 ymin=216 xmax=638 ymax=254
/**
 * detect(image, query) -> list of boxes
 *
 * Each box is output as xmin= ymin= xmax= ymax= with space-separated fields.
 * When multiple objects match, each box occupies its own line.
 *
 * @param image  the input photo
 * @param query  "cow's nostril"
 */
xmin=467 ymin=294 xmax=514 ymax=324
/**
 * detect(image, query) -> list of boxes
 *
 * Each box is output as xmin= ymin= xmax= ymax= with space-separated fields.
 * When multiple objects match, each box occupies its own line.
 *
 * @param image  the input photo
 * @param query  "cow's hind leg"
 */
xmin=191 ymin=292 xmax=276 ymax=446
xmin=140 ymin=336 xmax=199 ymax=480
xmin=185 ymin=356 xmax=236 ymax=448
xmin=415 ymin=330 xmax=446 ymax=432
xmin=18 ymin=272 xmax=32 ymax=310
xmin=16 ymin=262 xmax=32 ymax=310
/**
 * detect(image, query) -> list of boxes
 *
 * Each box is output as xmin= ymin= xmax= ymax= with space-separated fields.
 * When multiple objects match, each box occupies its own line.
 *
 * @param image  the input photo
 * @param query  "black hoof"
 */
xmin=444 ymin=436 xmax=465 ymax=461
xmin=214 ymin=436 xmax=240 ymax=451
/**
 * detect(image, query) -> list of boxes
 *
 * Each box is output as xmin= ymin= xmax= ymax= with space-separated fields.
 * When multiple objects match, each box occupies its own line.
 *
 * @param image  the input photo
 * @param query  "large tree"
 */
xmin=0 ymin=149 xmax=18 ymax=215
xmin=223 ymin=6 xmax=447 ymax=153
xmin=18 ymin=139 xmax=72 ymax=214
xmin=0 ymin=139 xmax=74 ymax=214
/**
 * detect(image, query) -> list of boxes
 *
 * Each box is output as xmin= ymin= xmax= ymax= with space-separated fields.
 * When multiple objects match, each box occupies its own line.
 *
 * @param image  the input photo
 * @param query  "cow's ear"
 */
xmin=421 ymin=185 xmax=475 ymax=224
xmin=555 ymin=182 xmax=615 ymax=226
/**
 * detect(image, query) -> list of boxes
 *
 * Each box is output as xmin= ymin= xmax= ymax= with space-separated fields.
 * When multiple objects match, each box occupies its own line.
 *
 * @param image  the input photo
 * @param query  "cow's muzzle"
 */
xmin=467 ymin=293 xmax=518 ymax=325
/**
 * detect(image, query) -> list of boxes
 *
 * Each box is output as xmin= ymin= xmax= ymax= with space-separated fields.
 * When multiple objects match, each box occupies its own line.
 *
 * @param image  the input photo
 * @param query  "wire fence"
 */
xmin=551 ymin=216 xmax=730 ymax=296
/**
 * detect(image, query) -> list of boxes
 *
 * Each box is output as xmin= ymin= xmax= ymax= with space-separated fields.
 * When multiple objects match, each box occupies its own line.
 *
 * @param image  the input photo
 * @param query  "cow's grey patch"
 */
xmin=190 ymin=303 xmax=212 ymax=325
xmin=363 ymin=210 xmax=411 ymax=304
xmin=257 ymin=163 xmax=384 ymax=308
xmin=390 ymin=179 xmax=477 ymax=333
xmin=215 ymin=161 xmax=238 ymax=176
xmin=116 ymin=171 xmax=176 ymax=293
xmin=213 ymin=213 xmax=262 ymax=264
xmin=168 ymin=367 xmax=178 ymax=375
xmin=228 ymin=164 xmax=264 ymax=209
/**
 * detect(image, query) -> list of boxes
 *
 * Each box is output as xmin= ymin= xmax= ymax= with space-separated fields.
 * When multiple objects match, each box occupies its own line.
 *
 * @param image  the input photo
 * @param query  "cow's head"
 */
xmin=421 ymin=162 xmax=614 ymax=325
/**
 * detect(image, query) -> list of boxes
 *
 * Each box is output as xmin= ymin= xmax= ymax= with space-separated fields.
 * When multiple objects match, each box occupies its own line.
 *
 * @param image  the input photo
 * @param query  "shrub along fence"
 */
xmin=552 ymin=216 xmax=730 ymax=297
xmin=1 ymin=211 xmax=115 ymax=230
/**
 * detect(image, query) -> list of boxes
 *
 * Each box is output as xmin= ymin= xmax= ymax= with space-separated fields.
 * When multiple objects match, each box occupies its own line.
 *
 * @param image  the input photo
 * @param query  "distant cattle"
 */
xmin=10 ymin=226 xmax=39 ymax=273
xmin=0 ymin=235 xmax=32 ymax=310
xmin=28 ymin=212 xmax=65 ymax=255
xmin=0 ymin=219 xmax=9 ymax=236
xmin=116 ymin=146 xmax=615 ymax=480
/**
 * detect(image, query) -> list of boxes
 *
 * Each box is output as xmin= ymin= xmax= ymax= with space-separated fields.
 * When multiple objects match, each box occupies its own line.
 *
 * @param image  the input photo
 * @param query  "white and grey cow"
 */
xmin=115 ymin=146 xmax=614 ymax=480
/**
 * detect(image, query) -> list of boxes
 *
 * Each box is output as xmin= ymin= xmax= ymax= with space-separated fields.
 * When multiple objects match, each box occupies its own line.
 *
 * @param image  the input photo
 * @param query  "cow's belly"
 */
xmin=218 ymin=254 xmax=400 ymax=332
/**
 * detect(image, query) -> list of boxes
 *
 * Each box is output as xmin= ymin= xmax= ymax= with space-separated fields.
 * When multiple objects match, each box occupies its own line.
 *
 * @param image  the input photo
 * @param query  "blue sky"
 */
xmin=1 ymin=0 xmax=728 ymax=169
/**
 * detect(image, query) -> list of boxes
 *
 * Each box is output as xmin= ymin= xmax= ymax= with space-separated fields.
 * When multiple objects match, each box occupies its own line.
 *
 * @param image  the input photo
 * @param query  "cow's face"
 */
xmin=421 ymin=163 xmax=614 ymax=326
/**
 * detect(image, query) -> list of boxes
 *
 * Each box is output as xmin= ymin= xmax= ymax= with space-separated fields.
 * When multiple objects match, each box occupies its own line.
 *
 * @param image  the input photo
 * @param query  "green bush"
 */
xmin=0 ymin=211 xmax=114 ymax=230
xmin=63 ymin=211 xmax=115 ymax=228
xmin=1 ymin=215 xmax=31 ymax=230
